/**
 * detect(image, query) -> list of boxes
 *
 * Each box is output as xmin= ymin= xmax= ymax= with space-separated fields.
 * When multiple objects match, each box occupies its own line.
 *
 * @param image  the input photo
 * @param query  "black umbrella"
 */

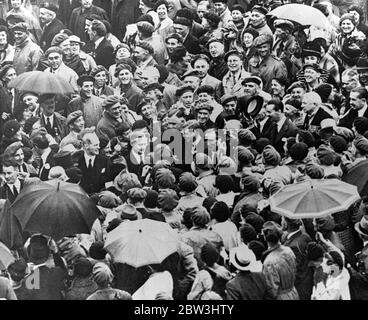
xmin=342 ymin=159 xmax=368 ymax=197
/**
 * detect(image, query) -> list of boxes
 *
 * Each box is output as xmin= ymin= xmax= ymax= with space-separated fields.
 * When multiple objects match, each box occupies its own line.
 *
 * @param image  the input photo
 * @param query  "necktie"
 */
xmin=88 ymin=158 xmax=92 ymax=169
xmin=303 ymin=114 xmax=310 ymax=130
xmin=12 ymin=185 xmax=18 ymax=198
xmin=46 ymin=117 xmax=52 ymax=132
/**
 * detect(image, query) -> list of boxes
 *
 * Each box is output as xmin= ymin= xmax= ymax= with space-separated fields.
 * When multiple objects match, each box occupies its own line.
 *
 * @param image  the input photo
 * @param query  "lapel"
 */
xmin=284 ymin=229 xmax=302 ymax=246
xmin=275 ymin=119 xmax=289 ymax=143
xmin=95 ymin=38 xmax=106 ymax=55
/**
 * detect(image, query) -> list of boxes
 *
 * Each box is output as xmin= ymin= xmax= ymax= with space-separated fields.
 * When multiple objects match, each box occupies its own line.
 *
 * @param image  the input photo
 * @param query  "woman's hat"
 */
xmin=229 ymin=245 xmax=262 ymax=272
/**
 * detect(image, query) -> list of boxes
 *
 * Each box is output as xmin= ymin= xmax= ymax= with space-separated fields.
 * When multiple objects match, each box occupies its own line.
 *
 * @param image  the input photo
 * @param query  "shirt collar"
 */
xmin=94 ymin=37 xmax=104 ymax=49
xmin=286 ymin=228 xmax=300 ymax=240
xmin=358 ymin=104 xmax=368 ymax=117
xmin=277 ymin=114 xmax=287 ymax=131
xmin=7 ymin=179 xmax=20 ymax=190
xmin=84 ymin=153 xmax=96 ymax=167
xmin=41 ymin=147 xmax=52 ymax=164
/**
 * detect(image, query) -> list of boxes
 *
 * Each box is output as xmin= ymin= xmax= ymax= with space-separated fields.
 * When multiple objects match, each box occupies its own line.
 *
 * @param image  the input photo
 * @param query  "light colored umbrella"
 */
xmin=269 ymin=179 xmax=360 ymax=219
xmin=0 ymin=241 xmax=15 ymax=270
xmin=104 ymin=219 xmax=179 ymax=268
xmin=267 ymin=4 xmax=330 ymax=30
xmin=8 ymin=71 xmax=74 ymax=95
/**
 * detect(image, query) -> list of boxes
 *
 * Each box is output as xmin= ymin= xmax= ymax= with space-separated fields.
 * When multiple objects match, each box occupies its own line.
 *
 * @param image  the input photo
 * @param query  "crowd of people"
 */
xmin=0 ymin=0 xmax=367 ymax=301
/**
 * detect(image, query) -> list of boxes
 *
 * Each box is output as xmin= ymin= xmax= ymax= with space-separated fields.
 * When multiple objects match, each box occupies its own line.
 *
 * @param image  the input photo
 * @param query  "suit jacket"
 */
xmin=77 ymin=153 xmax=110 ymax=194
xmin=0 ymin=180 xmax=24 ymax=204
xmin=267 ymin=118 xmax=298 ymax=155
xmin=183 ymin=33 xmax=201 ymax=55
xmin=58 ymin=0 xmax=81 ymax=26
xmin=39 ymin=112 xmax=68 ymax=144
xmin=40 ymin=18 xmax=66 ymax=51
xmin=250 ymin=117 xmax=273 ymax=139
xmin=339 ymin=107 xmax=368 ymax=129
xmin=87 ymin=38 xmax=114 ymax=69
xmin=0 ymin=86 xmax=20 ymax=129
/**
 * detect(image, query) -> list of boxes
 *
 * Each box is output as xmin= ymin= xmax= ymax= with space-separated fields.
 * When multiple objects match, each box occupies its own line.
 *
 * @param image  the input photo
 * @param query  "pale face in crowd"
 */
xmin=179 ymin=91 xmax=194 ymax=108
xmin=198 ymin=92 xmax=212 ymax=104
xmin=133 ymin=46 xmax=149 ymax=62
xmin=290 ymin=87 xmax=305 ymax=102
xmin=10 ymin=0 xmax=22 ymax=9
xmin=197 ymin=109 xmax=210 ymax=124
xmin=231 ymin=10 xmax=243 ymax=22
xmin=40 ymin=97 xmax=56 ymax=116
xmin=70 ymin=116 xmax=85 ymax=132
xmin=165 ymin=38 xmax=180 ymax=54
xmin=350 ymin=91 xmax=366 ymax=110
xmin=70 ymin=41 xmax=80 ymax=55
xmin=140 ymin=70 xmax=159 ymax=88
xmin=209 ymin=41 xmax=224 ymax=58
xmin=340 ymin=19 xmax=355 ymax=34
xmin=59 ymin=39 xmax=71 ymax=56
xmin=0 ymin=31 xmax=8 ymax=46
xmin=213 ymin=2 xmax=226 ymax=15
xmin=81 ymin=0 xmax=93 ymax=9
xmin=47 ymin=52 xmax=63 ymax=70
xmin=22 ymin=94 xmax=38 ymax=110
xmin=197 ymin=4 xmax=208 ymax=19
xmin=266 ymin=104 xmax=282 ymax=122
xmin=13 ymin=30 xmax=27 ymax=45
xmin=304 ymin=67 xmax=320 ymax=83
xmin=3 ymin=165 xmax=18 ymax=184
xmin=156 ymin=4 xmax=168 ymax=21
xmin=140 ymin=104 xmax=156 ymax=120
xmin=271 ymin=79 xmax=284 ymax=97
xmin=341 ymin=74 xmax=359 ymax=93
xmin=81 ymin=81 xmax=94 ymax=98
xmin=223 ymin=100 xmax=237 ymax=115
xmin=173 ymin=24 xmax=189 ymax=39
xmin=115 ymin=46 xmax=131 ymax=60
xmin=106 ymin=103 xmax=122 ymax=119
xmin=304 ymin=55 xmax=319 ymax=65
xmin=94 ymin=71 xmax=107 ymax=88
xmin=3 ymin=68 xmax=16 ymax=84
xmin=13 ymin=148 xmax=24 ymax=166
xmin=194 ymin=59 xmax=210 ymax=79
xmin=39 ymin=8 xmax=54 ymax=25
xmin=183 ymin=76 xmax=200 ymax=91
xmin=139 ymin=0 xmax=150 ymax=14
xmin=348 ymin=10 xmax=360 ymax=25
xmin=256 ymin=43 xmax=271 ymax=59
xmin=302 ymin=95 xmax=318 ymax=114
xmin=118 ymin=69 xmax=133 ymax=85
xmin=243 ymin=82 xmax=258 ymax=96
xmin=84 ymin=134 xmax=100 ymax=156
xmin=227 ymin=54 xmax=242 ymax=73
xmin=242 ymin=32 xmax=255 ymax=48
xmin=250 ymin=11 xmax=265 ymax=27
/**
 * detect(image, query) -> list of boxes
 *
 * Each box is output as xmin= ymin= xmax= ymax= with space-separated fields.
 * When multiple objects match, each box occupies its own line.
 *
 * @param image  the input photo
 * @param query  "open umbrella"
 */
xmin=104 ymin=219 xmax=179 ymax=268
xmin=11 ymin=180 xmax=100 ymax=240
xmin=0 ymin=200 xmax=24 ymax=250
xmin=267 ymin=4 xmax=330 ymax=30
xmin=342 ymin=159 xmax=368 ymax=197
xmin=8 ymin=71 xmax=74 ymax=95
xmin=0 ymin=241 xmax=15 ymax=270
xmin=269 ymin=179 xmax=360 ymax=219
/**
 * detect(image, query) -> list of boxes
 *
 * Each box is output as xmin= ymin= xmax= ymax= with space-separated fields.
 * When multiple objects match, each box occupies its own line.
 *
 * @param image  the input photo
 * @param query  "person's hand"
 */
xmin=1 ymin=112 xmax=9 ymax=120
xmin=17 ymin=171 xmax=29 ymax=180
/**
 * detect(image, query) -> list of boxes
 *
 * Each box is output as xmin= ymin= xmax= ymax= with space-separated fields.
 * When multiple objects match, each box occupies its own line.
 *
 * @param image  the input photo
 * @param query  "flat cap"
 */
xmin=66 ymin=110 xmax=83 ymax=126
xmin=40 ymin=2 xmax=58 ymax=14
xmin=273 ymin=19 xmax=294 ymax=31
xmin=135 ymin=41 xmax=154 ymax=55
xmin=223 ymin=50 xmax=242 ymax=63
xmin=253 ymin=34 xmax=273 ymax=47
xmin=77 ymin=74 xmax=94 ymax=86
xmin=220 ymin=94 xmax=237 ymax=105
xmin=11 ymin=22 xmax=28 ymax=32
xmin=251 ymin=5 xmax=268 ymax=15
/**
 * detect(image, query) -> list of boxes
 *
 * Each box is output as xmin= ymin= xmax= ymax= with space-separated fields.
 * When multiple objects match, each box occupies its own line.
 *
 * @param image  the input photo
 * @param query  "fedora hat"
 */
xmin=240 ymin=95 xmax=264 ymax=117
xmin=229 ymin=245 xmax=262 ymax=272
xmin=355 ymin=215 xmax=368 ymax=238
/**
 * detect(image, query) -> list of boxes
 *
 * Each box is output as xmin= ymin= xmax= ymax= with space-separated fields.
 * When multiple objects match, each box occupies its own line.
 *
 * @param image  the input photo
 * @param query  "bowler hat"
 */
xmin=242 ymin=95 xmax=264 ymax=117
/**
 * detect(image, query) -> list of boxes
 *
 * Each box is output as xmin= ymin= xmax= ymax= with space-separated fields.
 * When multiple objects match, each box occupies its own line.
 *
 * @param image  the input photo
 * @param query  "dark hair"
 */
xmin=351 ymin=87 xmax=368 ymax=100
xmin=297 ymin=129 xmax=315 ymax=148
xmin=289 ymin=142 xmax=308 ymax=161
xmin=312 ymin=37 xmax=328 ymax=53
xmin=182 ymin=207 xmax=194 ymax=229
xmin=203 ymin=12 xmax=221 ymax=27
xmin=248 ymin=240 xmax=265 ymax=261
xmin=154 ymin=0 xmax=169 ymax=10
xmin=240 ymin=223 xmax=257 ymax=243
xmin=267 ymin=99 xmax=284 ymax=113
xmin=264 ymin=228 xmax=281 ymax=244
xmin=211 ymin=201 xmax=230 ymax=222
xmin=215 ymin=175 xmax=233 ymax=193
xmin=313 ymin=3 xmax=328 ymax=16
xmin=272 ymin=77 xmax=288 ymax=87
xmin=0 ymin=25 xmax=8 ymax=37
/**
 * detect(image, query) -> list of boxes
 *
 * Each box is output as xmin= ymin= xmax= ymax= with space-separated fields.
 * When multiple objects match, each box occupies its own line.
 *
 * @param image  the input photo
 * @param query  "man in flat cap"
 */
xmin=213 ymin=0 xmax=232 ymax=29
xmin=207 ymin=38 xmax=228 ymax=81
xmin=249 ymin=5 xmax=272 ymax=38
xmin=173 ymin=17 xmax=201 ymax=54
xmin=43 ymin=46 xmax=79 ymax=92
xmin=85 ymin=19 xmax=114 ymax=69
xmin=60 ymin=110 xmax=85 ymax=150
xmin=39 ymin=2 xmax=65 ymax=51
xmin=67 ymin=75 xmax=104 ymax=128
xmin=133 ymin=40 xmax=157 ymax=75
xmin=68 ymin=0 xmax=108 ymax=43
xmin=12 ymin=22 xmax=43 ymax=75
xmin=250 ymin=34 xmax=288 ymax=93
xmin=272 ymin=19 xmax=298 ymax=62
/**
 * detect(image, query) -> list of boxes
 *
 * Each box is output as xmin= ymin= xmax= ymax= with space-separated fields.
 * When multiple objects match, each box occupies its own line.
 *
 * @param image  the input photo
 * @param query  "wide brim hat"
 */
xmin=355 ymin=215 xmax=368 ymax=238
xmin=241 ymin=95 xmax=264 ymax=117
xmin=229 ymin=245 xmax=262 ymax=272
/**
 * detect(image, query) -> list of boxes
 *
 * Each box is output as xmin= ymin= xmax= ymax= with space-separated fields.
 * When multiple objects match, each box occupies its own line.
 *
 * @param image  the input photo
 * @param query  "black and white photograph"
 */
xmin=0 ymin=0 xmax=368 ymax=307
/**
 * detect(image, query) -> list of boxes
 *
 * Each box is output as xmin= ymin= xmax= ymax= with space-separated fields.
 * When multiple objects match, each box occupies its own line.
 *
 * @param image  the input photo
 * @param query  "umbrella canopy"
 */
xmin=267 ymin=4 xmax=330 ymax=30
xmin=0 ymin=241 xmax=15 ymax=270
xmin=269 ymin=179 xmax=360 ymax=219
xmin=8 ymin=71 xmax=74 ymax=95
xmin=11 ymin=180 xmax=100 ymax=240
xmin=0 ymin=200 xmax=24 ymax=250
xmin=342 ymin=159 xmax=368 ymax=198
xmin=104 ymin=219 xmax=179 ymax=268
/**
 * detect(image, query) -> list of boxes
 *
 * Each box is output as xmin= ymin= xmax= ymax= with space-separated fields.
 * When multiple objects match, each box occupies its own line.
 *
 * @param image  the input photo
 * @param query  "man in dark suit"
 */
xmin=39 ymin=94 xmax=67 ymax=144
xmin=339 ymin=87 xmax=368 ymax=129
xmin=39 ymin=3 xmax=66 ymax=51
xmin=0 ymin=160 xmax=25 ymax=203
xmin=173 ymin=17 xmax=201 ymax=54
xmin=32 ymin=133 xmax=56 ymax=181
xmin=265 ymin=99 xmax=298 ymax=155
xmin=77 ymin=131 xmax=110 ymax=195
xmin=58 ymin=0 xmax=81 ymax=26
xmin=85 ymin=19 xmax=114 ymax=69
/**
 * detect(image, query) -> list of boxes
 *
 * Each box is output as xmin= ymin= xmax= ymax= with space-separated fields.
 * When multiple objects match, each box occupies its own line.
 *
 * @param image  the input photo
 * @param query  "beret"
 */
xmin=182 ymin=69 xmax=201 ymax=79
xmin=191 ymin=205 xmax=211 ymax=227
xmin=101 ymin=95 xmax=120 ymax=109
xmin=3 ymin=141 xmax=23 ymax=158
xmin=242 ymin=76 xmax=262 ymax=86
xmin=137 ymin=21 xmax=155 ymax=35
xmin=142 ymin=82 xmax=164 ymax=93
xmin=51 ymin=32 xmax=69 ymax=47
xmin=289 ymin=142 xmax=308 ymax=161
xmin=66 ymin=110 xmax=83 ymax=126
xmin=223 ymin=50 xmax=242 ymax=63
xmin=237 ymin=146 xmax=255 ymax=165
xmin=44 ymin=46 xmax=63 ymax=57
xmin=3 ymin=120 xmax=21 ymax=138
xmin=221 ymin=94 xmax=237 ymax=105
xmin=231 ymin=4 xmax=245 ymax=13
xmin=241 ymin=174 xmax=260 ymax=192
xmin=179 ymin=172 xmax=198 ymax=192
xmin=174 ymin=17 xmax=192 ymax=27
xmin=0 ymin=63 xmax=14 ymax=81
xmin=329 ymin=135 xmax=348 ymax=153
xmin=251 ymin=5 xmax=268 ymax=15
xmin=302 ymin=63 xmax=323 ymax=73
xmin=155 ymin=167 xmax=176 ymax=188
xmin=273 ymin=19 xmax=294 ymax=31
xmin=194 ymin=102 xmax=213 ymax=113
xmin=40 ymin=2 xmax=58 ymax=14
xmin=262 ymin=145 xmax=281 ymax=166
xmin=206 ymin=37 xmax=224 ymax=47
xmin=11 ymin=22 xmax=28 ymax=32
xmin=158 ymin=189 xmax=179 ymax=212
xmin=77 ymin=74 xmax=95 ymax=86
xmin=135 ymin=41 xmax=154 ymax=55
xmin=197 ymin=85 xmax=215 ymax=96
xmin=176 ymin=85 xmax=194 ymax=97
xmin=339 ymin=13 xmax=355 ymax=25
xmin=354 ymin=136 xmax=368 ymax=154
xmin=242 ymin=27 xmax=259 ymax=39
xmin=165 ymin=33 xmax=184 ymax=44
xmin=253 ymin=34 xmax=273 ymax=47
xmin=287 ymin=81 xmax=307 ymax=93
xmin=238 ymin=129 xmax=256 ymax=142
xmin=316 ymin=144 xmax=336 ymax=165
